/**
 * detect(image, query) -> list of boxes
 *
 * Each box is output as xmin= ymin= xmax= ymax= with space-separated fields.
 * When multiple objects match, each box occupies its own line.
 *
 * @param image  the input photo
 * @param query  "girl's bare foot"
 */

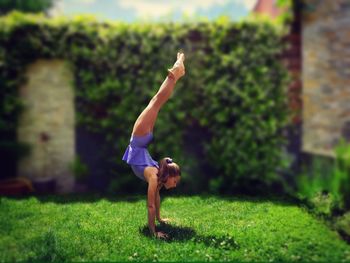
xmin=168 ymin=52 xmax=185 ymax=82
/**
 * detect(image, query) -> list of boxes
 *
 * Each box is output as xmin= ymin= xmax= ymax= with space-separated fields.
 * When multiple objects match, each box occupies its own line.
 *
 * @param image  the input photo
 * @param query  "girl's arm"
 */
xmin=147 ymin=176 xmax=158 ymax=235
xmin=155 ymin=190 xmax=161 ymax=221
xmin=146 ymin=172 xmax=168 ymax=239
xmin=156 ymin=191 xmax=171 ymax=224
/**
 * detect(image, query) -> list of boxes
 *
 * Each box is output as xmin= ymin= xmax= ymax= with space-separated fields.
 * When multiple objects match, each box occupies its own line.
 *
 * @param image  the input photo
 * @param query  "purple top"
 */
xmin=122 ymin=133 xmax=159 ymax=168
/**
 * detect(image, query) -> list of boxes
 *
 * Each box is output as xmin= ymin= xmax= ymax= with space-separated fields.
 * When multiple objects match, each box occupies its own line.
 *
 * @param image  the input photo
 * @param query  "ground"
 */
xmin=1 ymin=194 xmax=350 ymax=262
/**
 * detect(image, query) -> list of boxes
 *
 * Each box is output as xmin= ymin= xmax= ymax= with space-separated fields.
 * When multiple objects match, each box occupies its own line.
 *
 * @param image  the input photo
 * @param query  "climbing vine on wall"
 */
xmin=0 ymin=12 xmax=291 ymax=193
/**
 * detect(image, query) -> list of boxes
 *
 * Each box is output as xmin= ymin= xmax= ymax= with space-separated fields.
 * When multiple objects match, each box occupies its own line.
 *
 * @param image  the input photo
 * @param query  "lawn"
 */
xmin=1 ymin=194 xmax=350 ymax=262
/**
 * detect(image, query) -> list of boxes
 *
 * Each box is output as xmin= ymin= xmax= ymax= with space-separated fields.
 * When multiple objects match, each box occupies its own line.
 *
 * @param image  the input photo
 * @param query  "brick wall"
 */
xmin=302 ymin=0 xmax=350 ymax=157
xmin=17 ymin=59 xmax=75 ymax=193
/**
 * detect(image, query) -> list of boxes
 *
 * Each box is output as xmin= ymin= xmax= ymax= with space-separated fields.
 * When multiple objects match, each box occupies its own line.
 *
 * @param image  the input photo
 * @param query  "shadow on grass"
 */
xmin=139 ymin=223 xmax=196 ymax=242
xmin=139 ymin=223 xmax=240 ymax=250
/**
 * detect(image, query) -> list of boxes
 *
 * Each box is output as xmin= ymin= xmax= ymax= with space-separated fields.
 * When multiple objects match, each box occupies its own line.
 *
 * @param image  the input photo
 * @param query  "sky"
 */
xmin=51 ymin=0 xmax=258 ymax=22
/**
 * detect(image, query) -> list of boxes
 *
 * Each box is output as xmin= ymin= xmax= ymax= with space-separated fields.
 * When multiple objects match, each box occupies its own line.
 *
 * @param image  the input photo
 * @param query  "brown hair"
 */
xmin=157 ymin=157 xmax=181 ymax=186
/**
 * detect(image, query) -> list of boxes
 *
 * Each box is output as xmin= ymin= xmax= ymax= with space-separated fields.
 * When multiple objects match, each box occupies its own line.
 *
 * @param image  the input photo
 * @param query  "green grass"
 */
xmin=1 ymin=194 xmax=350 ymax=262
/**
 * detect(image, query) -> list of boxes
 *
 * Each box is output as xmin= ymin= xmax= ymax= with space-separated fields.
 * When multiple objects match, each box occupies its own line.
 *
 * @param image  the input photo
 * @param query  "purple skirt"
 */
xmin=122 ymin=133 xmax=159 ymax=181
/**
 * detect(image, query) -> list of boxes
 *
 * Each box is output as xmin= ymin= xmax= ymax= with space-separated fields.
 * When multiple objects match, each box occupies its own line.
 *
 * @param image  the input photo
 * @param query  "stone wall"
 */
xmin=17 ymin=59 xmax=75 ymax=193
xmin=302 ymin=0 xmax=350 ymax=157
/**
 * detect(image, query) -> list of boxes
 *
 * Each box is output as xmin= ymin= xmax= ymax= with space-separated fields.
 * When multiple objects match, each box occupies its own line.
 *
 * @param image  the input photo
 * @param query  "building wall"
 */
xmin=302 ymin=0 xmax=350 ymax=157
xmin=17 ymin=59 xmax=75 ymax=193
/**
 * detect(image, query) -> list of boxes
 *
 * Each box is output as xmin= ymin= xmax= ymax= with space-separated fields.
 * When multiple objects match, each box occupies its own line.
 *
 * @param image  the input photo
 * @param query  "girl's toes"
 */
xmin=179 ymin=53 xmax=185 ymax=62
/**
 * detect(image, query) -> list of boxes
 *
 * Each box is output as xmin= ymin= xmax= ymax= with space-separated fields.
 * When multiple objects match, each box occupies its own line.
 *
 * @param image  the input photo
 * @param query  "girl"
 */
xmin=122 ymin=52 xmax=185 ymax=239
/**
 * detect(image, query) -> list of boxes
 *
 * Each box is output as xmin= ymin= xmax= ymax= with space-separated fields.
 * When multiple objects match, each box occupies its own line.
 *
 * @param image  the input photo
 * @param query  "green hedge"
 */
xmin=0 ymin=12 xmax=291 ymax=193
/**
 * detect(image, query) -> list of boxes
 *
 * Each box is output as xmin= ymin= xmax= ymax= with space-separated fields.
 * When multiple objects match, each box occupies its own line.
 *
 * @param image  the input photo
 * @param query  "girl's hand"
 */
xmin=158 ymin=217 xmax=171 ymax=224
xmin=155 ymin=231 xmax=169 ymax=239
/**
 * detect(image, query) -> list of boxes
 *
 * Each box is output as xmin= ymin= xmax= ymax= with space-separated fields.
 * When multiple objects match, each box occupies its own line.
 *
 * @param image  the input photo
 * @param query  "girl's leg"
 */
xmin=132 ymin=52 xmax=185 ymax=136
xmin=132 ymin=75 xmax=176 ymax=136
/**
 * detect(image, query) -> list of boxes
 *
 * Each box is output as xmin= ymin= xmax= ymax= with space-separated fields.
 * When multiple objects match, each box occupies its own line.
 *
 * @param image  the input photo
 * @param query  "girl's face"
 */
xmin=164 ymin=175 xmax=180 ymax=189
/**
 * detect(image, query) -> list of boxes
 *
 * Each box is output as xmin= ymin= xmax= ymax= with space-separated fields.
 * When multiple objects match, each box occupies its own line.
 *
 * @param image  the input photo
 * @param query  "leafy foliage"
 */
xmin=68 ymin=155 xmax=89 ymax=182
xmin=0 ymin=12 xmax=291 ymax=193
xmin=0 ymin=0 xmax=54 ymax=15
xmin=295 ymin=139 xmax=350 ymax=215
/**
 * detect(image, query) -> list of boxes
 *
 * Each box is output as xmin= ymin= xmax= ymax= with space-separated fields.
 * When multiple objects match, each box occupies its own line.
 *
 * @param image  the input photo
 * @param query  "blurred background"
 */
xmin=0 ymin=0 xmax=349 ymax=217
xmin=50 ymin=0 xmax=257 ymax=22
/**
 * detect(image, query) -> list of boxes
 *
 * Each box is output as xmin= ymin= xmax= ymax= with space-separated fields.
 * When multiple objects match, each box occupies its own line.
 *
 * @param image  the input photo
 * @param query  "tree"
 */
xmin=0 ymin=0 xmax=55 ymax=15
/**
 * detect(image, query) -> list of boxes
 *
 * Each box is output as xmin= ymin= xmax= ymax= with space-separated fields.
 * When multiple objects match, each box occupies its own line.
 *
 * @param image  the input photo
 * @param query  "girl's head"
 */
xmin=157 ymin=157 xmax=181 ymax=189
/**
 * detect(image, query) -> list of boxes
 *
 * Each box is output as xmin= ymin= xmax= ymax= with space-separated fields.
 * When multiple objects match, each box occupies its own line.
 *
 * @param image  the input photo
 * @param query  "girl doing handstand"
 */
xmin=122 ymin=52 xmax=186 ymax=239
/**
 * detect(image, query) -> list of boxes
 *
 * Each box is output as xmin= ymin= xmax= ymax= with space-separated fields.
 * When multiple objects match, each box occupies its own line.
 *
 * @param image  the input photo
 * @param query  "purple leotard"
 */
xmin=122 ymin=133 xmax=159 ymax=181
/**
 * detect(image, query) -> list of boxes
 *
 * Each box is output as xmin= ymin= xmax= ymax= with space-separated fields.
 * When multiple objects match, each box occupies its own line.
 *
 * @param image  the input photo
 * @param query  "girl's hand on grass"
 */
xmin=158 ymin=218 xmax=171 ymax=224
xmin=155 ymin=231 xmax=169 ymax=239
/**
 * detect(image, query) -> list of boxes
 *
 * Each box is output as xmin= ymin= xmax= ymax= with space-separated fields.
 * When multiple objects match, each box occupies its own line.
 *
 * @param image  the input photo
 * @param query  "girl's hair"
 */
xmin=157 ymin=157 xmax=181 ymax=185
